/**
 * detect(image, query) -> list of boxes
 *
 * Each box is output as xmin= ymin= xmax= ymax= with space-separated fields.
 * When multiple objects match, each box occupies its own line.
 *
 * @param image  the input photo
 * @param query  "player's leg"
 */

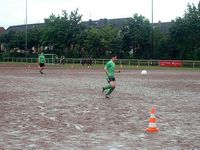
xmin=39 ymin=64 xmax=44 ymax=74
xmin=41 ymin=66 xmax=44 ymax=74
xmin=105 ymin=80 xmax=116 ymax=97
xmin=102 ymin=77 xmax=112 ymax=93
xmin=39 ymin=63 xmax=42 ymax=73
xmin=102 ymin=84 xmax=112 ymax=93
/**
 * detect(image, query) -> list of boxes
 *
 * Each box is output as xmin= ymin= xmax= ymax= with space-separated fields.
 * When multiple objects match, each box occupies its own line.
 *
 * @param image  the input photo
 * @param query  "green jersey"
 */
xmin=39 ymin=54 xmax=45 ymax=63
xmin=104 ymin=60 xmax=115 ymax=77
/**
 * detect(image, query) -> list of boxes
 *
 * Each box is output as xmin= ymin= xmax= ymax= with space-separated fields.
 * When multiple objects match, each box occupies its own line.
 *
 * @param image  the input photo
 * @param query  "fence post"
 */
xmin=193 ymin=61 xmax=195 ymax=69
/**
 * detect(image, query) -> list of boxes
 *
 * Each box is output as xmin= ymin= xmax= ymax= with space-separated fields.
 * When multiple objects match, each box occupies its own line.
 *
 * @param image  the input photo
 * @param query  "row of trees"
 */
xmin=0 ymin=2 xmax=200 ymax=60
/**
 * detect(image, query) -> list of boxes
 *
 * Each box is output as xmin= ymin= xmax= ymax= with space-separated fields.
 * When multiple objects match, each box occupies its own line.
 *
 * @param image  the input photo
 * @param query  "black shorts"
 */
xmin=39 ymin=63 xmax=45 ymax=67
xmin=107 ymin=76 xmax=116 ymax=83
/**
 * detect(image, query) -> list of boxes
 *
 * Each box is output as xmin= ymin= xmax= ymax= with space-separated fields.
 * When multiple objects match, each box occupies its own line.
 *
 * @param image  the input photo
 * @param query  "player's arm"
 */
xmin=104 ymin=61 xmax=110 ymax=76
xmin=104 ymin=66 xmax=110 ymax=76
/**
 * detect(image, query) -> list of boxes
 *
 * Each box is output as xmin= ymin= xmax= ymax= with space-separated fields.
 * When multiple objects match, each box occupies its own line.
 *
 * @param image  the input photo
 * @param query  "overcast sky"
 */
xmin=0 ymin=0 xmax=199 ymax=29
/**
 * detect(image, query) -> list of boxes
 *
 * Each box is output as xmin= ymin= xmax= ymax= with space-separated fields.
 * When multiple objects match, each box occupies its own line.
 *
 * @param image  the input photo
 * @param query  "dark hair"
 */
xmin=111 ymin=53 xmax=117 ymax=58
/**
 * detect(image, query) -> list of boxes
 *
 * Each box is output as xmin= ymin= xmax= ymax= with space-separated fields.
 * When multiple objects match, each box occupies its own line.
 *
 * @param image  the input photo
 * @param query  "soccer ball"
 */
xmin=141 ymin=70 xmax=147 ymax=75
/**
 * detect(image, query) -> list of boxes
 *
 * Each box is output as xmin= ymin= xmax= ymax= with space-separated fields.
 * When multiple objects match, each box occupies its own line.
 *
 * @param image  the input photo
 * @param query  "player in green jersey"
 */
xmin=102 ymin=54 xmax=120 ymax=98
xmin=38 ymin=53 xmax=46 ymax=74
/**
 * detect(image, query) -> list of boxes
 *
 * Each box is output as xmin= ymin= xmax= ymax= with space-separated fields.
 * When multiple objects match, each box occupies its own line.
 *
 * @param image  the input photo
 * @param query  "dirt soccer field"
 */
xmin=0 ymin=64 xmax=200 ymax=150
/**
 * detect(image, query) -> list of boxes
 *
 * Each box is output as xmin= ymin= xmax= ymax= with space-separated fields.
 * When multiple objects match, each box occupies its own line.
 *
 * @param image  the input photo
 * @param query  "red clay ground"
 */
xmin=0 ymin=64 xmax=200 ymax=150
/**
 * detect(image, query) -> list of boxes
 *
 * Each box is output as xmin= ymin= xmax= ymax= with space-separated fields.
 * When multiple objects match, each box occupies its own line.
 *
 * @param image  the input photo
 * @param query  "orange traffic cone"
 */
xmin=146 ymin=106 xmax=159 ymax=133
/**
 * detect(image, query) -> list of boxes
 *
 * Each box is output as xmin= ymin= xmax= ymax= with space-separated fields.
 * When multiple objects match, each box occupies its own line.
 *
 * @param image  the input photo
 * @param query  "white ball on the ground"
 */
xmin=141 ymin=70 xmax=147 ymax=75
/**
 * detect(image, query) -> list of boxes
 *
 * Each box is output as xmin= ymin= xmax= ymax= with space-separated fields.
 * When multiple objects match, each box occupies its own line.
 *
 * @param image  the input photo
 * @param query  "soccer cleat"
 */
xmin=105 ymin=94 xmax=111 ymax=99
xmin=39 ymin=70 xmax=44 ymax=74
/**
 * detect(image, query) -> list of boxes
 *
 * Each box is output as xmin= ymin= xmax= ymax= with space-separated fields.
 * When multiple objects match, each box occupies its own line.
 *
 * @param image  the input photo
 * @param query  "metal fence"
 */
xmin=2 ymin=57 xmax=200 ymax=69
xmin=3 ymin=57 xmax=54 ymax=64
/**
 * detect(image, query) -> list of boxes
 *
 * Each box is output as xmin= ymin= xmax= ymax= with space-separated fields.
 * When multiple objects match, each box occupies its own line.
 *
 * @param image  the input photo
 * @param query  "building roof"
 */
xmin=82 ymin=18 xmax=129 ymax=29
xmin=0 ymin=27 xmax=6 ymax=35
xmin=6 ymin=18 xmax=174 ymax=33
xmin=6 ymin=23 xmax=45 ymax=32
xmin=153 ymin=21 xmax=174 ymax=33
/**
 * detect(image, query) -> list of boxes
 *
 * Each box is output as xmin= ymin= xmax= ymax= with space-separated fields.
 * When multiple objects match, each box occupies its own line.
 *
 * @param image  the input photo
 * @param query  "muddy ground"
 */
xmin=0 ymin=64 xmax=200 ymax=150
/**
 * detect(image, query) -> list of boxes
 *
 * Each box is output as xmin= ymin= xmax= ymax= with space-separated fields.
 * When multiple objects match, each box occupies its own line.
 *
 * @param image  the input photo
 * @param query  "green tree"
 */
xmin=121 ymin=14 xmax=151 ymax=59
xmin=82 ymin=25 xmax=121 ymax=58
xmin=41 ymin=9 xmax=85 ymax=57
xmin=153 ymin=28 xmax=171 ymax=59
xmin=1 ymin=31 xmax=25 ymax=50
xmin=169 ymin=2 xmax=200 ymax=60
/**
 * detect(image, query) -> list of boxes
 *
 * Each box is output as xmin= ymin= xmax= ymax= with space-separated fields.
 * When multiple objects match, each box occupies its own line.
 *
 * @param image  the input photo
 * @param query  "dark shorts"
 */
xmin=39 ymin=63 xmax=45 ymax=67
xmin=107 ymin=76 xmax=116 ymax=83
